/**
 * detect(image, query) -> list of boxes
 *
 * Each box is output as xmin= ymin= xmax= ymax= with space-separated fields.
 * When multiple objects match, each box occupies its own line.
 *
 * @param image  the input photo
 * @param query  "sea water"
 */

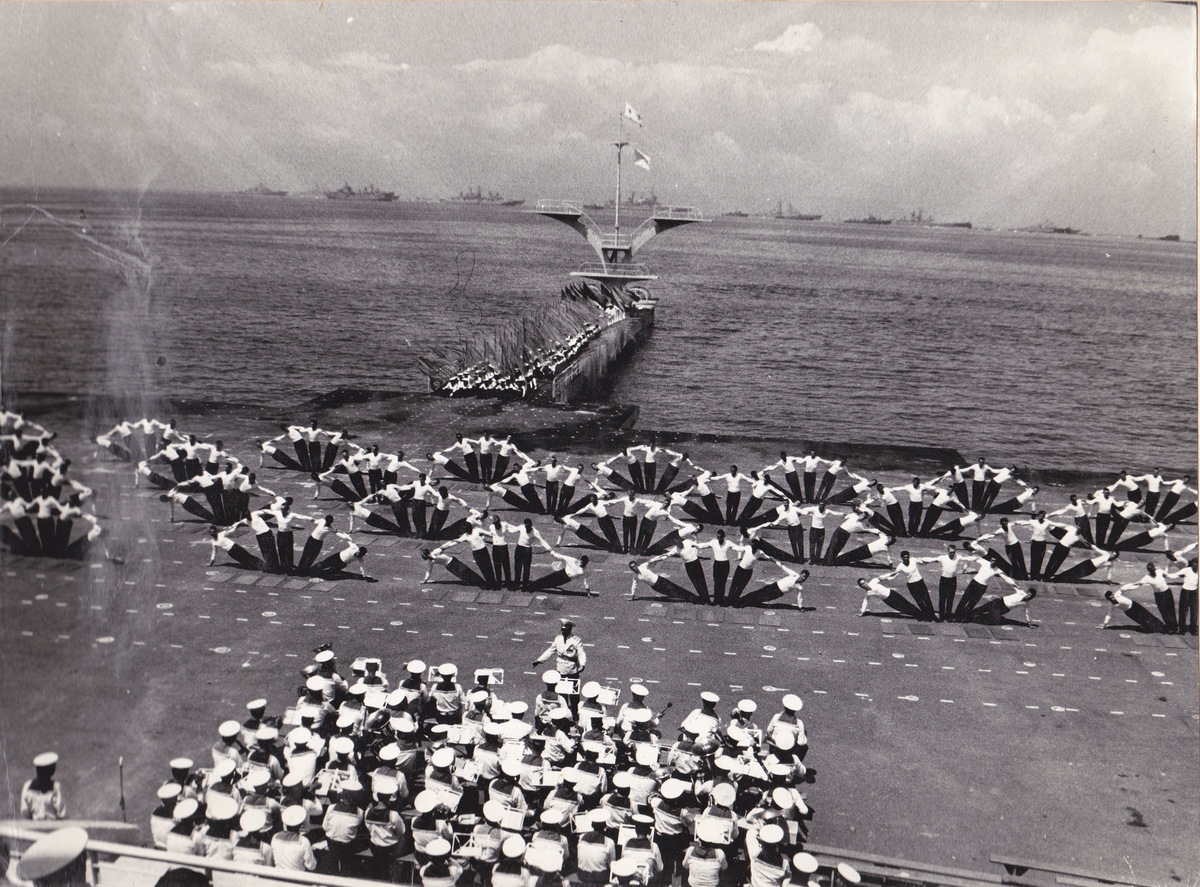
xmin=1 ymin=188 xmax=1194 ymax=473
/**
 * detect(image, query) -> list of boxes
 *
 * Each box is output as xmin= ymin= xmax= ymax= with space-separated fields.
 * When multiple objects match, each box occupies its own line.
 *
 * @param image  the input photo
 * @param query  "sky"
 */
xmin=1 ymin=1 xmax=1195 ymax=237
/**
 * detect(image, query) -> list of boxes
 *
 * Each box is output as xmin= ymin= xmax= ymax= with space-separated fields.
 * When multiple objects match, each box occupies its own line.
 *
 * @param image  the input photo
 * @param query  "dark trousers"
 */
xmin=887 ymin=504 xmax=907 ymax=536
xmin=513 ymin=545 xmax=533 ymax=589
xmin=298 ymin=535 xmax=325 ymax=571
xmin=809 ymin=528 xmax=825 ymax=564
xmin=908 ymin=503 xmax=924 ymax=535
xmin=937 ymin=576 xmax=957 ymax=620
xmin=908 ymin=580 xmax=935 ymax=619
xmin=712 ymin=561 xmax=731 ymax=604
xmin=544 ymin=481 xmax=560 ymax=515
xmin=725 ymin=493 xmax=741 ymax=525
xmin=816 ymin=471 xmax=837 ymax=502
xmin=803 ymin=471 xmax=816 ymax=501
xmin=635 ymin=518 xmax=657 ymax=553
xmin=1042 ymin=543 xmax=1072 ymax=580
xmin=1178 ymin=588 xmax=1198 ymax=633
xmin=684 ymin=559 xmax=709 ymax=602
xmin=953 ymin=580 xmax=987 ymax=618
xmin=1028 ymin=540 xmax=1047 ymax=579
xmin=1153 ymin=590 xmax=1179 ymax=632
xmin=919 ymin=505 xmax=943 ymax=536
xmin=276 ymin=530 xmax=294 ymax=571
xmin=643 ymin=462 xmax=657 ymax=491
xmin=1006 ymin=543 xmax=1029 ymax=580
xmin=787 ymin=525 xmax=805 ymax=561
xmin=492 ymin=545 xmax=511 ymax=588
xmin=256 ymin=531 xmax=280 ymax=570
xmin=622 ymin=516 xmax=637 ymax=552
xmin=472 ymin=548 xmax=496 ymax=587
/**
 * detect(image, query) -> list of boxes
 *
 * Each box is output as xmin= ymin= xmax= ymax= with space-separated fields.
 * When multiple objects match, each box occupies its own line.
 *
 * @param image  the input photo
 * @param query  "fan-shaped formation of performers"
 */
xmin=141 ymin=639 xmax=852 ymax=887
xmin=1 ymin=411 xmax=104 ymax=558
xmin=89 ymin=417 xmax=1200 ymax=634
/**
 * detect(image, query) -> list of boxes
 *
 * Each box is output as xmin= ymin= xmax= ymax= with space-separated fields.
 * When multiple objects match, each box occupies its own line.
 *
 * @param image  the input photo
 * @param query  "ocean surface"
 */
xmin=1 ymin=187 xmax=1195 ymax=474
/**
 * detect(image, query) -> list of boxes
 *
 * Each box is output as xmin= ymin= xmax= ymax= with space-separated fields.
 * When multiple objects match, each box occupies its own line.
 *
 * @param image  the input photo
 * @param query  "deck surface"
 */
xmin=1 ymin=400 xmax=1196 ymax=886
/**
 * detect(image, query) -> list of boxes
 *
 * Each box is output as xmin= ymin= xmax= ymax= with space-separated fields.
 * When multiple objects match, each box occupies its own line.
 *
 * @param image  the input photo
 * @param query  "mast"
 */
xmin=614 ymin=112 xmax=626 ymax=235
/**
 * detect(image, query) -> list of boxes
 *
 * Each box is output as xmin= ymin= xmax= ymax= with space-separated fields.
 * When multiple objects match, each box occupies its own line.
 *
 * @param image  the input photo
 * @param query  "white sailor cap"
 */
xmin=437 ymin=662 xmax=457 ymax=677
xmin=174 ymin=798 xmax=200 ymax=821
xmin=206 ymin=793 xmax=240 ymax=822
xmin=759 ymin=824 xmax=785 ymax=845
xmin=33 ymin=752 xmax=59 ymax=768
xmin=314 ymin=650 xmax=336 ymax=663
xmin=426 ymin=838 xmax=452 ymax=858
xmin=559 ymin=618 xmax=575 ymax=628
xmin=793 ymin=852 xmax=819 ymax=874
xmin=630 ymin=684 xmax=650 ymax=697
xmin=838 ymin=863 xmax=862 ymax=883
xmin=770 ymin=731 xmax=795 ymax=752
xmin=782 ymin=694 xmax=803 ymax=711
xmin=406 ymin=659 xmax=426 ymax=674
xmin=581 ymin=681 xmax=601 ymax=699
xmin=539 ymin=808 xmax=565 ymax=826
xmin=483 ymin=800 xmax=507 ymax=823
xmin=373 ymin=774 xmax=399 ymax=796
xmin=218 ymin=720 xmax=241 ymax=738
xmin=306 ymin=676 xmax=326 ymax=692
xmin=414 ymin=791 xmax=439 ymax=813
xmin=335 ymin=710 xmax=359 ymax=730
xmin=213 ymin=758 xmax=237 ymax=779
xmin=348 ymin=684 xmax=368 ymax=698
xmin=281 ymin=772 xmax=305 ymax=789
xmin=386 ymin=689 xmax=408 ymax=708
xmin=170 ymin=757 xmax=194 ymax=770
xmin=507 ymin=701 xmax=529 ymax=716
xmin=501 ymin=835 xmax=527 ymax=858
xmin=430 ymin=747 xmax=455 ymax=769
xmin=541 ymin=669 xmax=561 ymax=684
xmin=469 ymin=689 xmax=489 ymax=704
xmin=239 ymin=808 xmax=268 ymax=833
xmin=659 ymin=779 xmax=686 ymax=799
xmin=631 ymin=708 xmax=653 ymax=724
xmin=634 ymin=744 xmax=658 ymax=766
xmin=16 ymin=827 xmax=89 ymax=882
xmin=482 ymin=722 xmax=503 ymax=737
xmin=378 ymin=743 xmax=400 ymax=762
xmin=768 ymin=762 xmax=793 ymax=778
xmin=330 ymin=736 xmax=355 ymax=757
xmin=700 ymin=691 xmax=720 ymax=704
xmin=711 ymin=783 xmax=737 ymax=807
xmin=246 ymin=698 xmax=268 ymax=711
xmin=244 ymin=769 xmax=271 ymax=790
xmin=736 ymin=699 xmax=757 ymax=714
xmin=771 ymin=787 xmax=795 ymax=810
xmin=287 ymin=726 xmax=312 ymax=746
xmin=255 ymin=725 xmax=279 ymax=743
xmin=500 ymin=759 xmax=525 ymax=778
xmin=156 ymin=783 xmax=182 ymax=800
xmin=549 ymin=707 xmax=573 ymax=722
xmin=281 ymin=805 xmax=307 ymax=827
xmin=611 ymin=770 xmax=633 ymax=789
xmin=611 ymin=857 xmax=640 ymax=878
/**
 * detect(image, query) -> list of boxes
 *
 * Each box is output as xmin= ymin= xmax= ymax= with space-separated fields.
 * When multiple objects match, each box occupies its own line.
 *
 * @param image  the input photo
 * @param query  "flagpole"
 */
xmin=615 ymin=111 xmax=624 ymax=236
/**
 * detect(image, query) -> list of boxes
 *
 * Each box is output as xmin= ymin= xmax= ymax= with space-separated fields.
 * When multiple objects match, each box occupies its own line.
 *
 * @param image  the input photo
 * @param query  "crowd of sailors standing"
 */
xmin=132 ymin=635 xmax=841 ymax=887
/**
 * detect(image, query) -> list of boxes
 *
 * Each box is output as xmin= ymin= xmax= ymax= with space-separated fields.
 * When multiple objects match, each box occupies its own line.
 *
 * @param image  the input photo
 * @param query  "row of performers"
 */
xmin=434 ymin=322 xmax=610 ymax=399
xmin=1 ymin=410 xmax=104 ymax=559
xmin=152 ymin=648 xmax=824 ymax=886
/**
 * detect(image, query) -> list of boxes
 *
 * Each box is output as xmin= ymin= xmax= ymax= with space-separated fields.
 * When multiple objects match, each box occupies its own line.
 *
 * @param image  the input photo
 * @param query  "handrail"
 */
xmin=533 ymin=199 xmax=582 ymax=214
xmin=574 ymin=262 xmax=653 ymax=277
xmin=652 ymin=206 xmax=707 ymax=221
xmin=990 ymin=852 xmax=1157 ymax=887
xmin=0 ymin=823 xmax=385 ymax=887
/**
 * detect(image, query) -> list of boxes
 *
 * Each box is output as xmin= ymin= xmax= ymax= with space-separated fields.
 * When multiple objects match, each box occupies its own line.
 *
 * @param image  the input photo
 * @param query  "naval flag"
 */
xmin=624 ymin=103 xmax=643 ymax=127
xmin=633 ymin=148 xmax=651 ymax=171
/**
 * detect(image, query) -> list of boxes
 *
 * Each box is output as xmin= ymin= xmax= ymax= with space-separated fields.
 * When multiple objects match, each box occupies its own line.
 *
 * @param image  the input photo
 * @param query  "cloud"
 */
xmin=754 ymin=23 xmax=824 ymax=54
xmin=326 ymin=51 xmax=409 ymax=74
